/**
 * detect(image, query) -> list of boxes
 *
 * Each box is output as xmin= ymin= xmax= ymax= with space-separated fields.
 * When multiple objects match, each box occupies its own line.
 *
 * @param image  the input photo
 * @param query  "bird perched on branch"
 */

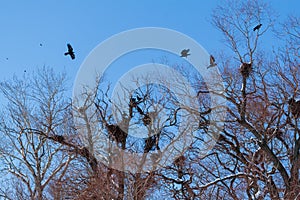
xmin=288 ymin=97 xmax=300 ymax=118
xmin=64 ymin=43 xmax=75 ymax=60
xmin=180 ymin=49 xmax=190 ymax=58
xmin=207 ymin=55 xmax=217 ymax=69
xmin=253 ymin=23 xmax=262 ymax=31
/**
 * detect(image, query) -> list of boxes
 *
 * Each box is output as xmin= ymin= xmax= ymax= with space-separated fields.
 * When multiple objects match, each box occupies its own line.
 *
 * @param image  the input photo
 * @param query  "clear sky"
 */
xmin=0 ymin=0 xmax=299 ymax=100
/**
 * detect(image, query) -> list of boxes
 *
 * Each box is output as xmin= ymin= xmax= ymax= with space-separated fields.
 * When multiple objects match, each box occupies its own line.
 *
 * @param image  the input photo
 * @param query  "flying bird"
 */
xmin=207 ymin=55 xmax=217 ymax=69
xmin=253 ymin=24 xmax=262 ymax=31
xmin=64 ymin=43 xmax=75 ymax=60
xmin=180 ymin=49 xmax=190 ymax=58
xmin=39 ymin=43 xmax=43 ymax=47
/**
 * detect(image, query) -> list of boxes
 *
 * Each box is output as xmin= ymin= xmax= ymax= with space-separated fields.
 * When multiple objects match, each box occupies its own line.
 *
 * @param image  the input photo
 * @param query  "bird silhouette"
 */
xmin=180 ymin=49 xmax=190 ymax=58
xmin=207 ymin=55 xmax=217 ymax=68
xmin=64 ymin=43 xmax=75 ymax=60
xmin=253 ymin=24 xmax=262 ymax=31
xmin=288 ymin=98 xmax=300 ymax=118
xmin=39 ymin=43 xmax=43 ymax=47
xmin=136 ymin=95 xmax=142 ymax=101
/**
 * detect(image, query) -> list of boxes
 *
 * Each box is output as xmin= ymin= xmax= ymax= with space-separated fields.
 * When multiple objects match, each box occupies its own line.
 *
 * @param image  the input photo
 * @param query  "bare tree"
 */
xmin=0 ymin=67 xmax=73 ymax=199
xmin=1 ymin=1 xmax=298 ymax=200
xmin=173 ymin=1 xmax=299 ymax=199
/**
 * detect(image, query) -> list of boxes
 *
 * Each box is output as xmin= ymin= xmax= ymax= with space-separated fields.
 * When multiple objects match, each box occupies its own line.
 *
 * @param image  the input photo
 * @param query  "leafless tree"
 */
xmin=0 ymin=67 xmax=74 ymax=199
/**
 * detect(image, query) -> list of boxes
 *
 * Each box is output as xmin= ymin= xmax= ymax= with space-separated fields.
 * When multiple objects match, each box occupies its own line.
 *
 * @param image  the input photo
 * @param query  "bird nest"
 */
xmin=239 ymin=62 xmax=252 ymax=78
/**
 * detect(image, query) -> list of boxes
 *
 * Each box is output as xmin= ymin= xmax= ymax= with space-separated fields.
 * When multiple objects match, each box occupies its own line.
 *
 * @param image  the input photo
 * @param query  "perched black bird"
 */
xmin=253 ymin=24 xmax=262 ymax=31
xmin=129 ymin=97 xmax=138 ymax=107
xmin=136 ymin=95 xmax=142 ymax=101
xmin=180 ymin=49 xmax=190 ymax=58
xmin=288 ymin=98 xmax=300 ymax=118
xmin=207 ymin=55 xmax=217 ymax=69
xmin=64 ymin=43 xmax=75 ymax=60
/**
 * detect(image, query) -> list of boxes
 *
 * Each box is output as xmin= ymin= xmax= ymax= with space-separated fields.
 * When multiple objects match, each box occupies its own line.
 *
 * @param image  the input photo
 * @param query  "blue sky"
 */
xmin=0 ymin=0 xmax=299 ymax=99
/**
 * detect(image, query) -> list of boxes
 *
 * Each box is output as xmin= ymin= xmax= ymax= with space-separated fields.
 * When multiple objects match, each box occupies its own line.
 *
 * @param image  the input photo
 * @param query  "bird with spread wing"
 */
xmin=180 ymin=49 xmax=190 ymax=58
xmin=207 ymin=55 xmax=217 ymax=69
xmin=64 ymin=43 xmax=75 ymax=60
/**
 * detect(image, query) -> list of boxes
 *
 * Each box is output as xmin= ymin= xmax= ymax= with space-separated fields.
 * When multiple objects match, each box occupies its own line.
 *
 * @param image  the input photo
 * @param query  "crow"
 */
xmin=253 ymin=24 xmax=262 ymax=31
xmin=136 ymin=95 xmax=142 ymax=101
xmin=207 ymin=55 xmax=217 ymax=69
xmin=180 ymin=49 xmax=190 ymax=58
xmin=64 ymin=43 xmax=75 ymax=60
xmin=288 ymin=97 xmax=300 ymax=118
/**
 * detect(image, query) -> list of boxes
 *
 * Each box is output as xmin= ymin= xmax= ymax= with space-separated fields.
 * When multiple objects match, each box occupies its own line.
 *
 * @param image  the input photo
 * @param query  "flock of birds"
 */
xmin=180 ymin=48 xmax=217 ymax=69
xmin=5 ymin=23 xmax=263 ymax=74
xmin=5 ymin=43 xmax=76 ymax=62
xmin=179 ymin=23 xmax=300 ymax=120
xmin=180 ymin=23 xmax=263 ymax=69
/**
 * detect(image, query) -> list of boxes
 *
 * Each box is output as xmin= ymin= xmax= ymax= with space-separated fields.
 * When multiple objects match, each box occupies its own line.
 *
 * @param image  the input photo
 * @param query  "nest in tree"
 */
xmin=144 ymin=136 xmax=157 ymax=153
xmin=239 ymin=62 xmax=252 ymax=78
xmin=142 ymin=114 xmax=152 ymax=125
xmin=51 ymin=135 xmax=65 ymax=142
xmin=174 ymin=155 xmax=185 ymax=167
xmin=106 ymin=124 xmax=128 ymax=144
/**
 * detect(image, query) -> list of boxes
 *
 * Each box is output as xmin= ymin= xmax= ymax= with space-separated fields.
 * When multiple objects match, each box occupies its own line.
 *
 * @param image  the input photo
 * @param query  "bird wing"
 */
xmin=67 ymin=43 xmax=73 ymax=51
xmin=70 ymin=53 xmax=75 ymax=59
xmin=210 ymin=55 xmax=215 ymax=64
